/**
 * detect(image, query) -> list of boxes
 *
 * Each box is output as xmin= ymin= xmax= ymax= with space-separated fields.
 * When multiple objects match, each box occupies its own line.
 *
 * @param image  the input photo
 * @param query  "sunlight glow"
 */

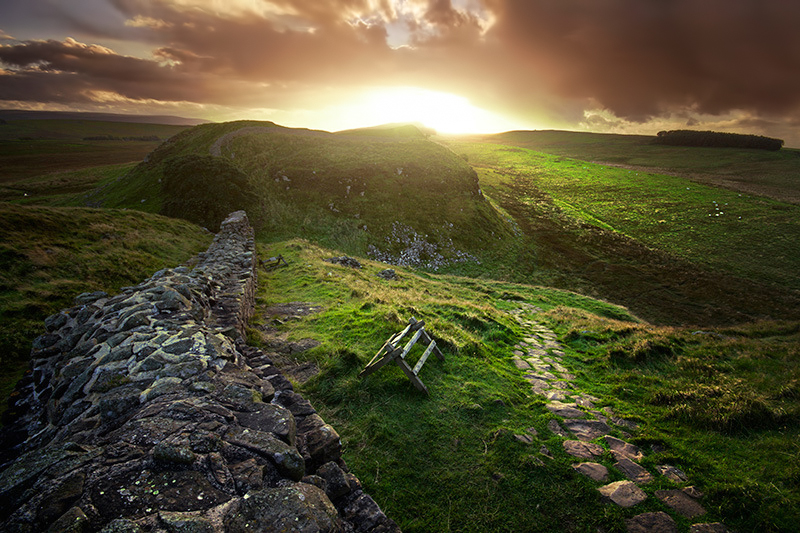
xmin=346 ymin=87 xmax=526 ymax=134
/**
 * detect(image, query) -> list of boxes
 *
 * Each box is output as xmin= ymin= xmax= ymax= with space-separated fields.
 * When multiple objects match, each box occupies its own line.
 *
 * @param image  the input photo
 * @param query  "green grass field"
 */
xmin=0 ymin=119 xmax=189 ymax=194
xmin=252 ymin=239 xmax=800 ymax=533
xmin=2 ymin=121 xmax=800 ymax=532
xmin=473 ymin=130 xmax=800 ymax=204
xmin=442 ymin=140 xmax=800 ymax=325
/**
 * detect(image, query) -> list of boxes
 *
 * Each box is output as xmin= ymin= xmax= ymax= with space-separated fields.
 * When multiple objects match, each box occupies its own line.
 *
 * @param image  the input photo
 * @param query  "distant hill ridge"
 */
xmin=0 ymin=109 xmax=210 ymax=126
xmin=93 ymin=120 xmax=517 ymax=270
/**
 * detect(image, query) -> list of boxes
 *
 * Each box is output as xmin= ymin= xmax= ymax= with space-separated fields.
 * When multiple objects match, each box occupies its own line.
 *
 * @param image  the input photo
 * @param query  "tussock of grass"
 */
xmin=537 ymin=306 xmax=800 ymax=531
xmin=650 ymin=379 xmax=789 ymax=433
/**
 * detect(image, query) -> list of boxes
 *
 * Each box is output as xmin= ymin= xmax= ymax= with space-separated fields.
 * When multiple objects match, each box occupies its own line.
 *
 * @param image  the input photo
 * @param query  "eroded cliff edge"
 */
xmin=0 ymin=211 xmax=400 ymax=533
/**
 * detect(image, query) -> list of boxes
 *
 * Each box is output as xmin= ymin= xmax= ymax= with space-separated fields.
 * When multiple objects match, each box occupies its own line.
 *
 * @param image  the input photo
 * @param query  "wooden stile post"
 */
xmin=359 ymin=317 xmax=445 ymax=394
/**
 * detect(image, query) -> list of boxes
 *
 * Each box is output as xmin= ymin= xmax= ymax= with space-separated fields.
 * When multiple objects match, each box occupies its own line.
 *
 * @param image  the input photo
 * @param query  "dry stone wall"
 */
xmin=0 ymin=211 xmax=399 ymax=533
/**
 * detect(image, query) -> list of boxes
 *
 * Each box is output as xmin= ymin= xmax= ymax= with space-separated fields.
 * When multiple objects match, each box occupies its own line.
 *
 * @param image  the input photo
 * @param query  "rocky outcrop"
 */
xmin=0 ymin=211 xmax=399 ymax=533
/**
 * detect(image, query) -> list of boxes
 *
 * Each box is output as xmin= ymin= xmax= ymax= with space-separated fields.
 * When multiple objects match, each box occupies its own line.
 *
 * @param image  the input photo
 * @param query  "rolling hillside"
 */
xmin=479 ymin=130 xmax=800 ymax=204
xmin=1 ymin=122 xmax=799 ymax=532
xmin=90 ymin=121 xmax=519 ymax=270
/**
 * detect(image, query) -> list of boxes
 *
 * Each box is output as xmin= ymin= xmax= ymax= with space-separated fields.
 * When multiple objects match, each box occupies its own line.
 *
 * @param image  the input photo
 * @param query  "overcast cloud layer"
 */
xmin=1 ymin=0 xmax=799 ymax=143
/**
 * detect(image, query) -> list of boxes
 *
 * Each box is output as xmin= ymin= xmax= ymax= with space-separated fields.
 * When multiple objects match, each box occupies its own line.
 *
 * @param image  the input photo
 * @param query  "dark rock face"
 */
xmin=0 ymin=211 xmax=399 ymax=533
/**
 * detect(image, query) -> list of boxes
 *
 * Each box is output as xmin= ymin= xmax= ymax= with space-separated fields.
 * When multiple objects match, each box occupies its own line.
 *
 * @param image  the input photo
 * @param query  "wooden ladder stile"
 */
xmin=359 ymin=317 xmax=445 ymax=394
xmin=412 ymin=338 xmax=437 ymax=376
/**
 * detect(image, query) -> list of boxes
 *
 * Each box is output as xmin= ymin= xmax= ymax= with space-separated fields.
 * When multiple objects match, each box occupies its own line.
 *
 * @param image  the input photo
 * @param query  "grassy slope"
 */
xmin=253 ymin=240 xmax=800 ymax=533
xmin=0 ymin=163 xmax=138 ymax=206
xmin=95 ymin=121 xmax=521 ymax=269
xmin=479 ymin=130 xmax=800 ymax=204
xmin=0 ymin=203 xmax=212 ymax=408
xmin=443 ymin=140 xmax=800 ymax=325
xmin=2 ymin=123 xmax=799 ymax=531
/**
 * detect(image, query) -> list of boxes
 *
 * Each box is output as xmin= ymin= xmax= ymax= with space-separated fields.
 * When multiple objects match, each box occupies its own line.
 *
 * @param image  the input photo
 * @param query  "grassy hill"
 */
xmin=0 ymin=117 xmax=191 ymax=204
xmin=2 ymin=122 xmax=800 ymax=531
xmin=90 ymin=121 xmax=520 ymax=270
xmin=479 ymin=130 xmax=800 ymax=204
xmin=443 ymin=137 xmax=800 ymax=325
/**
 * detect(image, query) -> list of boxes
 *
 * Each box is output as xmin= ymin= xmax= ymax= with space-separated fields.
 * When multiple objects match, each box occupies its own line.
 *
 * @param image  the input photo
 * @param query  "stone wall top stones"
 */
xmin=0 ymin=211 xmax=399 ymax=533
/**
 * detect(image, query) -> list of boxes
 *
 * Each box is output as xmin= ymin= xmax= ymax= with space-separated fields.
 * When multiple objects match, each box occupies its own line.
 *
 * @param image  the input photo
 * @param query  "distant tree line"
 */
xmin=83 ymin=134 xmax=161 ymax=141
xmin=654 ymin=130 xmax=784 ymax=151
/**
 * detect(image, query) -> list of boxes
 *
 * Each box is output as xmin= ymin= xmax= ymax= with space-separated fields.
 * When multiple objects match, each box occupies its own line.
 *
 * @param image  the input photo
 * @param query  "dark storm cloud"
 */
xmin=0 ymin=37 xmax=300 ymax=107
xmin=484 ymin=0 xmax=800 ymax=121
xmin=0 ymin=1 xmax=397 ymax=107
xmin=111 ymin=0 xmax=398 ymax=82
xmin=0 ymin=38 xmax=199 ymax=103
xmin=1 ymin=0 xmax=799 ymax=136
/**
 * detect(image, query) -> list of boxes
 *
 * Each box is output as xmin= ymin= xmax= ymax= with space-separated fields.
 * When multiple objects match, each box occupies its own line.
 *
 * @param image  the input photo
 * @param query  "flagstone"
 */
xmin=572 ymin=462 xmax=609 ymax=482
xmin=604 ymin=436 xmax=644 ymax=462
xmin=654 ymin=489 xmax=706 ymax=518
xmin=527 ymin=370 xmax=556 ymax=381
xmin=656 ymin=465 xmax=688 ymax=483
xmin=545 ymin=391 xmax=568 ymax=402
xmin=598 ymin=481 xmax=647 ymax=508
xmin=548 ymin=420 xmax=570 ymax=438
xmin=562 ymin=419 xmax=612 ymax=441
xmin=563 ymin=440 xmax=604 ymax=459
xmin=575 ymin=396 xmax=595 ymax=408
xmin=625 ymin=512 xmax=678 ymax=533
xmin=512 ymin=356 xmax=530 ymax=370
xmin=614 ymin=457 xmax=653 ymax=484
xmin=546 ymin=401 xmax=587 ymax=418
xmin=514 ymin=434 xmax=535 ymax=445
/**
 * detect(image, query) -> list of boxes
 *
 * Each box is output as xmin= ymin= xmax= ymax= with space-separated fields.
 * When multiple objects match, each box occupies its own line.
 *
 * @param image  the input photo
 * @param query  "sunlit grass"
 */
xmin=448 ymin=141 xmax=800 ymax=291
xmin=254 ymin=239 xmax=800 ymax=532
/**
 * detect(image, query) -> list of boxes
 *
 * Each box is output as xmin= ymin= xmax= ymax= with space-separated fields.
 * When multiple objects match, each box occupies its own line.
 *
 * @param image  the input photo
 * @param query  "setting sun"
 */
xmin=343 ymin=87 xmax=527 ymax=134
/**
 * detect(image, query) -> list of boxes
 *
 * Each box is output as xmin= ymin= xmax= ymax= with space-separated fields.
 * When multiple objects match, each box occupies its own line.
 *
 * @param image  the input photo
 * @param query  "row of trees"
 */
xmin=654 ymin=130 xmax=784 ymax=151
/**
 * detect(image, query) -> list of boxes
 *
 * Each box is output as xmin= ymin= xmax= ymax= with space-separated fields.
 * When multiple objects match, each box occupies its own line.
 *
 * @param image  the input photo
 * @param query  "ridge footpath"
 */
xmin=0 ymin=211 xmax=399 ymax=533
xmin=510 ymin=304 xmax=728 ymax=533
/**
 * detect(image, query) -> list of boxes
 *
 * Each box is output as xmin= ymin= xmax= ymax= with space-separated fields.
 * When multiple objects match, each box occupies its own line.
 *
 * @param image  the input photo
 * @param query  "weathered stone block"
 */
xmin=152 ymin=442 xmax=196 ymax=466
xmin=225 ymin=426 xmax=305 ymax=481
xmin=317 ymin=461 xmax=351 ymax=501
xmin=298 ymin=414 xmax=342 ymax=470
xmin=236 ymin=403 xmax=296 ymax=446
xmin=227 ymin=483 xmax=338 ymax=533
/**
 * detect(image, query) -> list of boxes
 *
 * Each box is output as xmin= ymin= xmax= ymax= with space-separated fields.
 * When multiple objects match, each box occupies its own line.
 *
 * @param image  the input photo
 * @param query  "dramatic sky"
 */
xmin=2 ymin=1 xmax=800 ymax=143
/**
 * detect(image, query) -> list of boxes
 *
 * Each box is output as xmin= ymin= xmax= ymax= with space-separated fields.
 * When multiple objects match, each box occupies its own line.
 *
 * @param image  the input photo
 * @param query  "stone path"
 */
xmin=509 ymin=303 xmax=728 ymax=532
